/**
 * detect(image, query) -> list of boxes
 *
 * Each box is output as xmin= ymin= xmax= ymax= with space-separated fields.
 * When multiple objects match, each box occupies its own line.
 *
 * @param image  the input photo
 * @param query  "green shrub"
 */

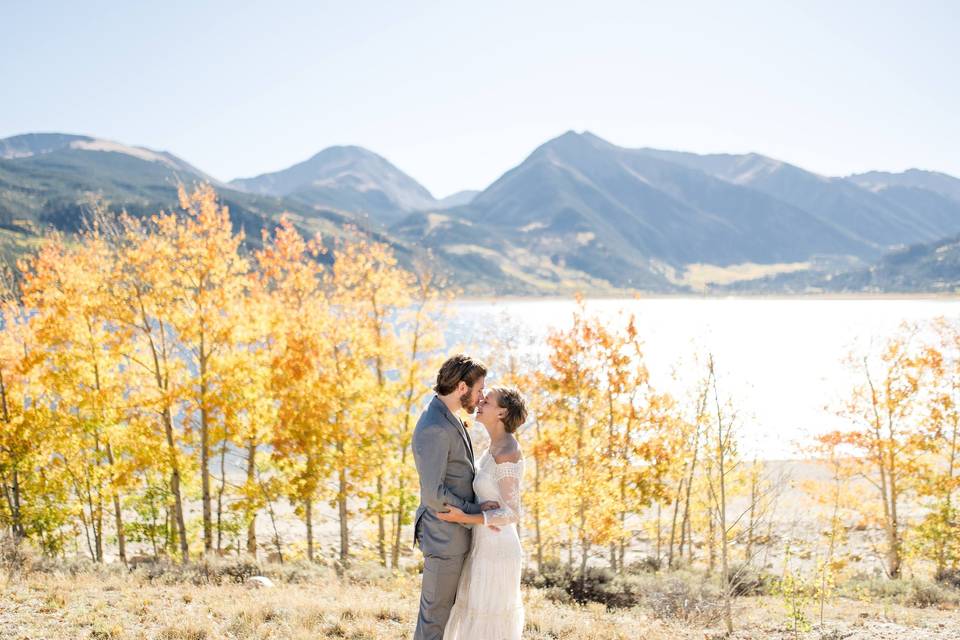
xmin=524 ymin=560 xmax=723 ymax=619
xmin=138 ymin=557 xmax=265 ymax=585
xmin=625 ymin=555 xmax=662 ymax=574
xmin=843 ymin=573 xmax=960 ymax=608
xmin=642 ymin=574 xmax=722 ymax=623
xmin=842 ymin=573 xmax=912 ymax=600
xmin=935 ymin=568 xmax=960 ymax=590
xmin=523 ymin=561 xmax=639 ymax=607
xmin=343 ymin=560 xmax=394 ymax=585
xmin=726 ymin=562 xmax=777 ymax=596
xmin=0 ymin=534 xmax=31 ymax=572
xmin=268 ymin=559 xmax=330 ymax=584
xmin=907 ymin=580 xmax=960 ymax=608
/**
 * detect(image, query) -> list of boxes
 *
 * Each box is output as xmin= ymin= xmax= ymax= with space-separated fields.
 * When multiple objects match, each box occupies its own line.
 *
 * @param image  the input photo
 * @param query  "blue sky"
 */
xmin=2 ymin=1 xmax=957 ymax=197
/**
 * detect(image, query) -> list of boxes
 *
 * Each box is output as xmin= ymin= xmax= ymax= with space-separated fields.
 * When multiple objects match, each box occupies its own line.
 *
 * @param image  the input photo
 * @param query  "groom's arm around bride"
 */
xmin=412 ymin=396 xmax=496 ymax=547
xmin=414 ymin=420 xmax=481 ymax=522
xmin=411 ymin=354 xmax=495 ymax=640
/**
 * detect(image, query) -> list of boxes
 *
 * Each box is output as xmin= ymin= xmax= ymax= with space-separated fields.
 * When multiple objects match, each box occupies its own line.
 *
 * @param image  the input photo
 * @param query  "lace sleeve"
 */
xmin=482 ymin=460 xmax=524 ymax=527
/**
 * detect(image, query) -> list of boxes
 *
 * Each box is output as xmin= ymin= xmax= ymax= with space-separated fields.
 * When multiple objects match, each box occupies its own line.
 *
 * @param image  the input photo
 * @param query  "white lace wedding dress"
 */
xmin=443 ymin=449 xmax=525 ymax=639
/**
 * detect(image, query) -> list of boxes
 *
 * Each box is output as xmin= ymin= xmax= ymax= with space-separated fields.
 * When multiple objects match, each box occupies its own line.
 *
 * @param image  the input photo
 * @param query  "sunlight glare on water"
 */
xmin=448 ymin=297 xmax=960 ymax=459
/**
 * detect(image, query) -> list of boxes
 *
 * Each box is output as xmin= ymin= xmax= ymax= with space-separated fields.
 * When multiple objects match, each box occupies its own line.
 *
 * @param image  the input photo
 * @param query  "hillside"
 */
xmin=849 ymin=168 xmax=960 ymax=203
xmin=636 ymin=148 xmax=960 ymax=251
xmin=394 ymin=132 xmax=882 ymax=291
xmin=0 ymin=134 xmax=544 ymax=294
xmin=717 ymin=232 xmax=960 ymax=294
xmin=4 ymin=130 xmax=960 ymax=295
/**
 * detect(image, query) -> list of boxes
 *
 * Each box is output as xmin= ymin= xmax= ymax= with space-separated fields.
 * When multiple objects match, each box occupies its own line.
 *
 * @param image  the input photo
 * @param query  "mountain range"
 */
xmin=2 ymin=130 xmax=959 ymax=294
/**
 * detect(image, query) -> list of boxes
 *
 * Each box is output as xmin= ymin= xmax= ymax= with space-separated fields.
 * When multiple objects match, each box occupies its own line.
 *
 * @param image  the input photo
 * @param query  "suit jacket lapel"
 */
xmin=431 ymin=396 xmax=475 ymax=471
xmin=462 ymin=421 xmax=476 ymax=463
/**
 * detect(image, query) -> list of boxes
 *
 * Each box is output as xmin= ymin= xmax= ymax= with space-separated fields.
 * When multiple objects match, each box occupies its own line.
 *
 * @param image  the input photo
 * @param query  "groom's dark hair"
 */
xmin=434 ymin=354 xmax=488 ymax=396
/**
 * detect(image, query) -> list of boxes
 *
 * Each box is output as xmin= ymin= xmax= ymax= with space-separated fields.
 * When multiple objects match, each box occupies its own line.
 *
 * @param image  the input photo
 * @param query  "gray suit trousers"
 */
xmin=413 ymin=552 xmax=466 ymax=640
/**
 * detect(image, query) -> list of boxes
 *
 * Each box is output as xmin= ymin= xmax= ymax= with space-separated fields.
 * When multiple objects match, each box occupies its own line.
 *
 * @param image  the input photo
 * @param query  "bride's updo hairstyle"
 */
xmin=492 ymin=386 xmax=528 ymax=434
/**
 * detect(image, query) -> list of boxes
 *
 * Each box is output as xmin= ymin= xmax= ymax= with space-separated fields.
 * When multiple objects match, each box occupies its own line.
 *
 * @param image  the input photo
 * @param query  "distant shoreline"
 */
xmin=456 ymin=292 xmax=960 ymax=303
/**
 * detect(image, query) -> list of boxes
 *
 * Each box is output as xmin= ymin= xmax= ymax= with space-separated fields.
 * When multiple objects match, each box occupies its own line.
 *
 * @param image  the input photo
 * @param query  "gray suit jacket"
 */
xmin=412 ymin=396 xmax=481 ymax=556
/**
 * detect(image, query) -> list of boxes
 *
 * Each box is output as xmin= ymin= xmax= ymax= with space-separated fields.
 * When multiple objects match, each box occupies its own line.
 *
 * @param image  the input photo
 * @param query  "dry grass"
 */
xmin=659 ymin=260 xmax=811 ymax=290
xmin=2 ymin=564 xmax=959 ymax=640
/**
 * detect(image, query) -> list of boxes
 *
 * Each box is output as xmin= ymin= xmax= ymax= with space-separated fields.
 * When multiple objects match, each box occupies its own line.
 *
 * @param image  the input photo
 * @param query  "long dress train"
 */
xmin=444 ymin=450 xmax=525 ymax=639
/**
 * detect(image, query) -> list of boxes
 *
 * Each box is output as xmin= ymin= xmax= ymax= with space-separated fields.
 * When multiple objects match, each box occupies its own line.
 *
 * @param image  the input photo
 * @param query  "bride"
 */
xmin=436 ymin=385 xmax=528 ymax=640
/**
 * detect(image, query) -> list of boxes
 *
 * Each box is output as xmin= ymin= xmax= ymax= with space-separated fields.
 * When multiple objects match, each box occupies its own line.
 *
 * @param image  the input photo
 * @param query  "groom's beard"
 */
xmin=459 ymin=391 xmax=477 ymax=414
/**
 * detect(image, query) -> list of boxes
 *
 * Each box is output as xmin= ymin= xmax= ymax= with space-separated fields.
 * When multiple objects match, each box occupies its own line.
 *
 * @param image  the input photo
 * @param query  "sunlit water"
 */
xmin=447 ymin=297 xmax=960 ymax=459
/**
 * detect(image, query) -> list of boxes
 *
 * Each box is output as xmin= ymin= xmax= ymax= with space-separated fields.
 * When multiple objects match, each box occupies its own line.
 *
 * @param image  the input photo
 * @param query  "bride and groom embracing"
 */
xmin=412 ymin=354 xmax=529 ymax=640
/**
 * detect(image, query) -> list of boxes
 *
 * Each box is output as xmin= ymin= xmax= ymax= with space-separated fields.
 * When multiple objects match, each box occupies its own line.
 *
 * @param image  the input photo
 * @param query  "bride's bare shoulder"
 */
xmin=492 ymin=436 xmax=523 ymax=464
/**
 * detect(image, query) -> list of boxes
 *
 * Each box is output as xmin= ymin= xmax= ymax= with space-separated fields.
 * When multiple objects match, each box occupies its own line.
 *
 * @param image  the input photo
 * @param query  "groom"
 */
xmin=412 ymin=354 xmax=497 ymax=640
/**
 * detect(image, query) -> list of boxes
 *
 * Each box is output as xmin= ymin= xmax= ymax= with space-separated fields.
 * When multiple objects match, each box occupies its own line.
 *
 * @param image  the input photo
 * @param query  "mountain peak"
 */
xmin=545 ymin=129 xmax=610 ymax=145
xmin=848 ymin=168 xmax=960 ymax=203
xmin=0 ymin=132 xmax=93 ymax=159
xmin=229 ymin=144 xmax=436 ymax=224
xmin=531 ymin=130 xmax=616 ymax=163
xmin=0 ymin=131 xmax=218 ymax=183
xmin=305 ymin=144 xmax=379 ymax=162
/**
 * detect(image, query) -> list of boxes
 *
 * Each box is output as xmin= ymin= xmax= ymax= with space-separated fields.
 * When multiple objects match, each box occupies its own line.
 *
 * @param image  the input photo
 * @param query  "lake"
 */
xmin=448 ymin=296 xmax=960 ymax=458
